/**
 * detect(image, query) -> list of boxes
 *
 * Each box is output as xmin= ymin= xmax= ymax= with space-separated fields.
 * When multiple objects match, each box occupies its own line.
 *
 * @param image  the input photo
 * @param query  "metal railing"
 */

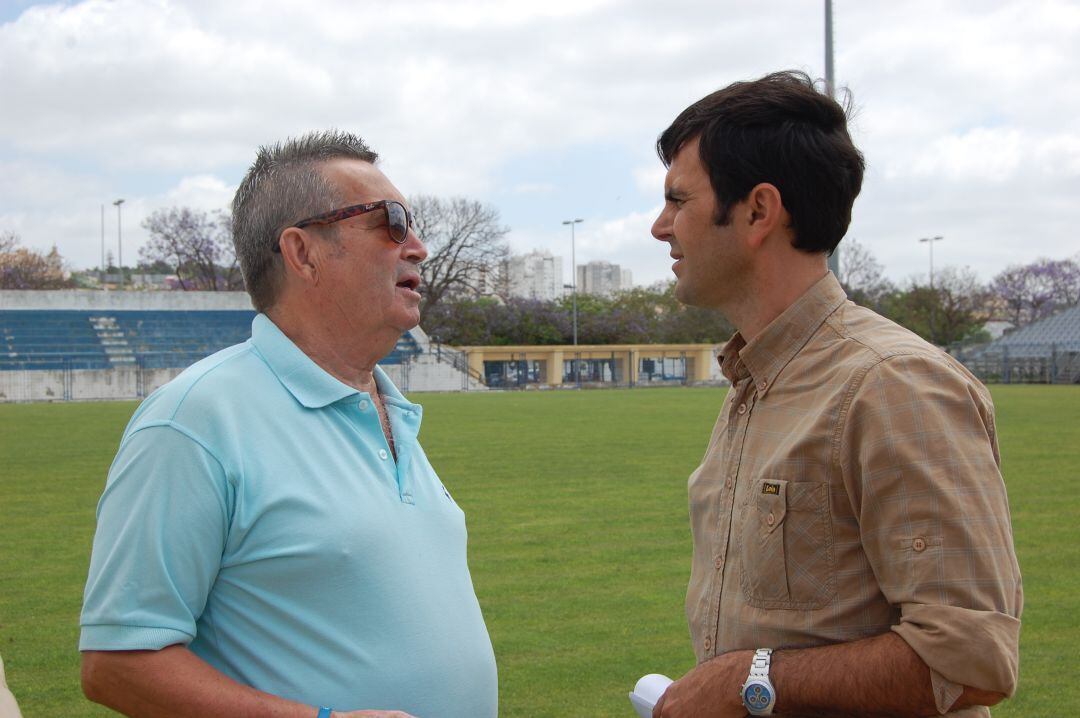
xmin=951 ymin=342 xmax=1080 ymax=384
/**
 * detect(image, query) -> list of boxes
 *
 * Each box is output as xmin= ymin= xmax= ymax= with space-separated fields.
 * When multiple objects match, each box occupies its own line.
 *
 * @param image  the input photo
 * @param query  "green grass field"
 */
xmin=1 ymin=386 xmax=1077 ymax=716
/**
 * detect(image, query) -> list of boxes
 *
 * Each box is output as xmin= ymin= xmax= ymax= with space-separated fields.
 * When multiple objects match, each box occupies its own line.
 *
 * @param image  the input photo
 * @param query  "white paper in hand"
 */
xmin=629 ymin=674 xmax=673 ymax=718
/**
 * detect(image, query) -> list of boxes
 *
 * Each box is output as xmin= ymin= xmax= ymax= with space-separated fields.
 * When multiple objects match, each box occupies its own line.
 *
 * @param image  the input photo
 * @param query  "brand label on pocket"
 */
xmin=762 ymin=482 xmax=781 ymax=495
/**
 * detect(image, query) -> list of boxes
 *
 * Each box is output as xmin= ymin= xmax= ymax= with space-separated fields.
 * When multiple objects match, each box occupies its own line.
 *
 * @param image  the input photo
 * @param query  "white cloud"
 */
xmin=511 ymin=182 xmax=557 ymax=195
xmin=0 ymin=0 xmax=1078 ymax=285
xmin=633 ymin=165 xmax=665 ymax=197
xmin=164 ymin=174 xmax=235 ymax=210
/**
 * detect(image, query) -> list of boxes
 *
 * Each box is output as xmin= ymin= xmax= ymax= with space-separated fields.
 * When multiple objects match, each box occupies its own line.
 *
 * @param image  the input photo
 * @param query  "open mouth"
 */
xmin=396 ymin=276 xmax=421 ymax=291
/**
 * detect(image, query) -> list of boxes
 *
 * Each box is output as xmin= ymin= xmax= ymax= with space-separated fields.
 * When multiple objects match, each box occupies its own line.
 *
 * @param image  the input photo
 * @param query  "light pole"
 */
xmin=919 ymin=235 xmax=944 ymax=344
xmin=824 ymin=0 xmax=840 ymax=277
xmin=563 ymin=218 xmax=584 ymax=385
xmin=100 ymin=204 xmax=106 ymax=287
xmin=113 ymin=199 xmax=125 ymax=287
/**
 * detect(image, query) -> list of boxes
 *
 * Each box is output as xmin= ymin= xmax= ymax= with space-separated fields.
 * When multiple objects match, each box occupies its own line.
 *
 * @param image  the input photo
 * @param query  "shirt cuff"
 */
xmin=891 ymin=603 xmax=1020 ymax=713
xmin=79 ymin=624 xmax=194 ymax=652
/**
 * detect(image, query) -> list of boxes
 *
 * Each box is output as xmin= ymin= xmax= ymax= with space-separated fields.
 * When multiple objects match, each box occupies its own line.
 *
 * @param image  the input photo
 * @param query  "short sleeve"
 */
xmin=80 ymin=423 xmax=231 ymax=651
xmin=838 ymin=353 xmax=1022 ymax=710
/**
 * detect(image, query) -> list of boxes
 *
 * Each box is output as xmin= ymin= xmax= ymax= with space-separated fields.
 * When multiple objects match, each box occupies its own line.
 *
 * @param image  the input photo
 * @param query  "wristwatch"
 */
xmin=740 ymin=648 xmax=776 ymax=715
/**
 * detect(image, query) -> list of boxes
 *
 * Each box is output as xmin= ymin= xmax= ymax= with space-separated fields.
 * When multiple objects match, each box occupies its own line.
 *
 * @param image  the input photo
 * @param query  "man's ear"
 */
xmin=277 ymin=227 xmax=320 ymax=286
xmin=745 ymin=182 xmax=786 ymax=249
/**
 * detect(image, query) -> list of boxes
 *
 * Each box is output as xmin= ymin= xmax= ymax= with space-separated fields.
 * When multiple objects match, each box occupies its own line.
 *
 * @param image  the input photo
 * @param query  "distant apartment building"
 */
xmin=576 ymin=260 xmax=633 ymax=297
xmin=506 ymin=250 xmax=565 ymax=301
xmin=448 ymin=263 xmax=505 ymax=300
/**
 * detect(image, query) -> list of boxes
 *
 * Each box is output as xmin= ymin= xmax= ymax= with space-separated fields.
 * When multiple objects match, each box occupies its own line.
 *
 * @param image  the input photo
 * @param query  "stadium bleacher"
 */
xmin=0 ymin=309 xmax=422 ymax=371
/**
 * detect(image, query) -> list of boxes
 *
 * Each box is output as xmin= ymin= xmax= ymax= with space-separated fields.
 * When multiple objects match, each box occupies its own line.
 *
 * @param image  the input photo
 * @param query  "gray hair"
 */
xmin=231 ymin=129 xmax=379 ymax=312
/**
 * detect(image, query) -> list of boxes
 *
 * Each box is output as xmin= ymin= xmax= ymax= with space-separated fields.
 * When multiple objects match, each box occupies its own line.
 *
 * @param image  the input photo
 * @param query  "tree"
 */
xmin=421 ymin=281 xmax=735 ymax=347
xmin=838 ymin=238 xmax=895 ymax=310
xmin=989 ymin=257 xmax=1080 ymax=327
xmin=0 ymin=230 xmax=18 ymax=254
xmin=410 ymin=195 xmax=510 ymax=315
xmin=0 ymin=235 xmax=73 ymax=289
xmin=140 ymin=208 xmax=242 ymax=290
xmin=882 ymin=267 xmax=989 ymax=346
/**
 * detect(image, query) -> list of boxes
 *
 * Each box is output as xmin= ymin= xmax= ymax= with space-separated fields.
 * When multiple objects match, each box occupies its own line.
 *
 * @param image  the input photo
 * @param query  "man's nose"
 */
xmin=651 ymin=208 xmax=673 ymax=242
xmin=403 ymin=228 xmax=428 ymax=262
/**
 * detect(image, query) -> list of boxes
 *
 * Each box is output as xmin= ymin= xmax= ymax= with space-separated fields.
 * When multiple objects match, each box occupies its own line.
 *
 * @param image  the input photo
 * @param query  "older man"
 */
xmin=649 ymin=72 xmax=1022 ymax=717
xmin=80 ymin=131 xmax=497 ymax=718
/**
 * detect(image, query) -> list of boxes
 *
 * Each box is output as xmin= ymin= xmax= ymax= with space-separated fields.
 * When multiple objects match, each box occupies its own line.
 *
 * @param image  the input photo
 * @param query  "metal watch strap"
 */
xmin=741 ymin=648 xmax=775 ymax=715
xmin=749 ymin=647 xmax=772 ymax=677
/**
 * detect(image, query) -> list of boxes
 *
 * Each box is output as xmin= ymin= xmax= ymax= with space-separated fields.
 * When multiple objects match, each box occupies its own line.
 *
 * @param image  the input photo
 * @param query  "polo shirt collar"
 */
xmin=719 ymin=272 xmax=848 ymax=394
xmin=374 ymin=362 xmax=422 ymax=417
xmin=250 ymin=314 xmax=360 ymax=408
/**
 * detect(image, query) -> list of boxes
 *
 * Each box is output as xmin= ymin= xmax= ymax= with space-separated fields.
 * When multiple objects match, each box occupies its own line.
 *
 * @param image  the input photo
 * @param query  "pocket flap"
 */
xmin=754 ymin=479 xmax=787 ymax=533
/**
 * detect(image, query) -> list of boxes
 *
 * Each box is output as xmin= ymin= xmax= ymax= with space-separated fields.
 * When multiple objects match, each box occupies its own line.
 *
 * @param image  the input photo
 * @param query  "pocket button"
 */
xmin=766 ymin=511 xmax=775 ymax=526
xmin=913 ymin=537 xmax=926 ymax=552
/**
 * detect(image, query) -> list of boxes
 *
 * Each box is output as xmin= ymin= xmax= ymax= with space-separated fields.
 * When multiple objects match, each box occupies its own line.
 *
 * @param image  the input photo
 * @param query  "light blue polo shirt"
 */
xmin=81 ymin=314 xmax=498 ymax=717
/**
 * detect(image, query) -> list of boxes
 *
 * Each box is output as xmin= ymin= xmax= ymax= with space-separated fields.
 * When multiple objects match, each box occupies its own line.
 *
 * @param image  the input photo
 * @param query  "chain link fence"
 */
xmin=950 ymin=342 xmax=1080 ymax=384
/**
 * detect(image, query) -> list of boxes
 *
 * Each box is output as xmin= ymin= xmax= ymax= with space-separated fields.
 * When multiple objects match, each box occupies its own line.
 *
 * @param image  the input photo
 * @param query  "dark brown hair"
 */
xmin=657 ymin=71 xmax=865 ymax=255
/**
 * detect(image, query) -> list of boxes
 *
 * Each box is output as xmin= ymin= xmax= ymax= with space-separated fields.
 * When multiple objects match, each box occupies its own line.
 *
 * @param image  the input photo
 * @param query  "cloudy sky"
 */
xmin=2 ymin=0 xmax=1078 ymax=289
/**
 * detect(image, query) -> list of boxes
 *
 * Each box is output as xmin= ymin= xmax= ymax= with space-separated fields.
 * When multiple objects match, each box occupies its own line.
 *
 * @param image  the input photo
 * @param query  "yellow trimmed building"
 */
xmin=456 ymin=343 xmax=722 ymax=388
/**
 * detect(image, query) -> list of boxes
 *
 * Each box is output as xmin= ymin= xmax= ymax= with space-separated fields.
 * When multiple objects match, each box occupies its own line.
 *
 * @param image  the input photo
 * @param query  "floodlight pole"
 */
xmin=100 ymin=204 xmax=106 ymax=288
xmin=113 ymin=198 xmax=125 ymax=288
xmin=563 ymin=218 xmax=584 ymax=385
xmin=919 ymin=235 xmax=944 ymax=344
xmin=824 ymin=0 xmax=841 ymax=277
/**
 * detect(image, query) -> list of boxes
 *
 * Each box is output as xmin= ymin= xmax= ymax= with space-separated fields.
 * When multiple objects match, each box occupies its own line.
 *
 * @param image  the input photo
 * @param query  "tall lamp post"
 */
xmin=113 ymin=199 xmax=125 ymax=288
xmin=919 ymin=235 xmax=944 ymax=344
xmin=562 ymin=218 xmax=584 ymax=385
xmin=824 ymin=0 xmax=840 ymax=277
xmin=100 ymin=204 xmax=106 ymax=287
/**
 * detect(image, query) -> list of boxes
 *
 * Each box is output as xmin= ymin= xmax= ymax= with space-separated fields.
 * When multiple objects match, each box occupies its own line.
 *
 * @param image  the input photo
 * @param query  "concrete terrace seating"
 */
xmin=1 ymin=310 xmax=110 ymax=370
xmin=111 ymin=310 xmax=256 ymax=369
xmin=0 ymin=309 xmax=423 ymax=371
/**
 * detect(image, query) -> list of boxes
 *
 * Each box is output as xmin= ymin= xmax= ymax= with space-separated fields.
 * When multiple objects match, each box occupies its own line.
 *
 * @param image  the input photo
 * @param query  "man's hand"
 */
xmin=653 ymin=650 xmax=753 ymax=718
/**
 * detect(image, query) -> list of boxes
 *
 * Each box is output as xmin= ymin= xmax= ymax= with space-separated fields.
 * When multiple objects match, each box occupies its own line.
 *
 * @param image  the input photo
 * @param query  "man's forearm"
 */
xmin=81 ymin=644 xmax=318 ymax=718
xmin=655 ymin=631 xmax=1006 ymax=718
xmin=771 ymin=632 xmax=1004 ymax=717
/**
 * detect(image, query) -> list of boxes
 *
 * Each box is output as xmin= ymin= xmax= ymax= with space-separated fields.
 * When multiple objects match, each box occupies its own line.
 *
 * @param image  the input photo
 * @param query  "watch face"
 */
xmin=743 ymin=681 xmax=774 ymax=713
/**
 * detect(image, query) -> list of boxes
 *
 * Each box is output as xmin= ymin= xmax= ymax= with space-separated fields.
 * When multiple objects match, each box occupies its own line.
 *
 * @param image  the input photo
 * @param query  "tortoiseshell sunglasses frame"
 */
xmin=272 ymin=200 xmax=412 ymax=252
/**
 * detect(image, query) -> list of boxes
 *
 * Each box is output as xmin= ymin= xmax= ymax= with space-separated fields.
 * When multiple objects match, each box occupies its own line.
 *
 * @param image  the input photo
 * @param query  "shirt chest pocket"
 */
xmin=738 ymin=479 xmax=834 ymax=609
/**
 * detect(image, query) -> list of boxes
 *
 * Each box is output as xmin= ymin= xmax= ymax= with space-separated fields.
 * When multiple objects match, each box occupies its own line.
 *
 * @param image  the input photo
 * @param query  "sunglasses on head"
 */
xmin=273 ymin=199 xmax=413 ymax=252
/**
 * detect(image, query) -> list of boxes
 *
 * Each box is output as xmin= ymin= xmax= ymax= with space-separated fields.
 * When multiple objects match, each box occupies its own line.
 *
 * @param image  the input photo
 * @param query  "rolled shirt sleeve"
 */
xmin=80 ymin=422 xmax=232 ymax=651
xmin=839 ymin=353 xmax=1022 ymax=712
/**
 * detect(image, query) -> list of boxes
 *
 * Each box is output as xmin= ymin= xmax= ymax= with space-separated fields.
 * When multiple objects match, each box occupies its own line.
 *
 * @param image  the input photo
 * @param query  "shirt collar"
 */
xmin=718 ymin=272 xmax=848 ymax=394
xmin=374 ymin=362 xmax=422 ymax=419
xmin=250 ymin=314 xmax=361 ymax=408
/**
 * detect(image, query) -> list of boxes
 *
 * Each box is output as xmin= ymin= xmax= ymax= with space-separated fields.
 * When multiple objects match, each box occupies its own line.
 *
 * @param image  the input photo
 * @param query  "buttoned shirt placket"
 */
xmin=702 ymin=358 xmax=757 ymax=659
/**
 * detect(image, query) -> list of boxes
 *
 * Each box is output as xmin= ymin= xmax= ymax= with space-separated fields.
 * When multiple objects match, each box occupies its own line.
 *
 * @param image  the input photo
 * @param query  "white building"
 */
xmin=506 ymin=250 xmax=565 ymax=301
xmin=576 ymin=261 xmax=633 ymax=297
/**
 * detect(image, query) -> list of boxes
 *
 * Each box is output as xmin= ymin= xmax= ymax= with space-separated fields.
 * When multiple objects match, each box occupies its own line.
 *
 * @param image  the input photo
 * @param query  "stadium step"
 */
xmin=88 ymin=315 xmax=136 ymax=367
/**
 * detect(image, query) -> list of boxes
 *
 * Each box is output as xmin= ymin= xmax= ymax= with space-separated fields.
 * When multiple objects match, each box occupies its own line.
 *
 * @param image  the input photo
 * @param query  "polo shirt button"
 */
xmin=378 ymin=449 xmax=389 ymax=460
xmin=738 ymin=403 xmax=747 ymax=415
xmin=359 ymin=400 xmax=369 ymax=411
xmin=913 ymin=537 xmax=926 ymax=552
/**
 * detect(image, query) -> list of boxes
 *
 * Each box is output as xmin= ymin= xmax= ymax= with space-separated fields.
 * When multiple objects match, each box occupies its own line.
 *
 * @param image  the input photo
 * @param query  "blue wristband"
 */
xmin=317 ymin=708 xmax=332 ymax=718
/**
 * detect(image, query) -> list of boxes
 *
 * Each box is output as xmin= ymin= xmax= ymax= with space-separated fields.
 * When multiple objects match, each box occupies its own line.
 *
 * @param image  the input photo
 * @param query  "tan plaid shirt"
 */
xmin=686 ymin=273 xmax=1022 ymax=717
